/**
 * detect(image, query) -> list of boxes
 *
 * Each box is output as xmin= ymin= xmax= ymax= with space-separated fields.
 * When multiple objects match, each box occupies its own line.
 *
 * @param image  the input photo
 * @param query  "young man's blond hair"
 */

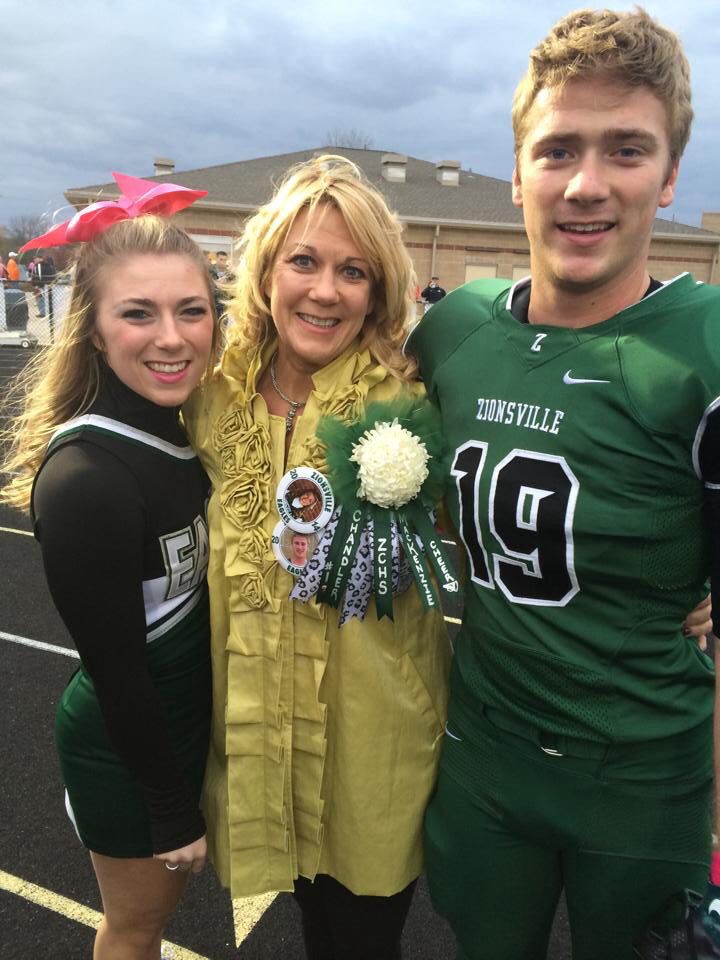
xmin=512 ymin=7 xmax=693 ymax=165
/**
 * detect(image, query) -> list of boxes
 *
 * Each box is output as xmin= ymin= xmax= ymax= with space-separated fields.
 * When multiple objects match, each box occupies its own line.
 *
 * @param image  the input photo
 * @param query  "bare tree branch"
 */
xmin=8 ymin=213 xmax=47 ymax=243
xmin=325 ymin=128 xmax=375 ymax=149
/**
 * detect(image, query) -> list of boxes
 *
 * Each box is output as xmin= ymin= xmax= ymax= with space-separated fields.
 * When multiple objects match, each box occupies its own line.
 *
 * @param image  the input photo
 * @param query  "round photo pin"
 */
xmin=272 ymin=521 xmax=320 ymax=577
xmin=275 ymin=466 xmax=334 ymax=533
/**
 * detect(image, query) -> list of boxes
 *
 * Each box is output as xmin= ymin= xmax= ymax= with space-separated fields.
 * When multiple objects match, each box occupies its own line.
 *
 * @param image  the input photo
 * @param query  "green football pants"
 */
xmin=424 ymin=708 xmax=713 ymax=960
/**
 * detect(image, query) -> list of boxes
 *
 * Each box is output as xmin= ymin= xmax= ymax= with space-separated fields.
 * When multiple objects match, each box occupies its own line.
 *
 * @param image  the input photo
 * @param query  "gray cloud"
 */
xmin=3 ymin=0 xmax=719 ymax=231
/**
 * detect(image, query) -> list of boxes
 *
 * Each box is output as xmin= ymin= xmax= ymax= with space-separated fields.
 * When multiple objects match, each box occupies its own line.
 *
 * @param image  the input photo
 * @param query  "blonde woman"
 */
xmin=2 ymin=204 xmax=219 ymax=960
xmin=184 ymin=155 xmax=451 ymax=959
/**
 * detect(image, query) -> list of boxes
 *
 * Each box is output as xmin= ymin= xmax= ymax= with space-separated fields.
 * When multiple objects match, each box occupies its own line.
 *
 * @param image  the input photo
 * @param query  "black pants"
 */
xmin=292 ymin=874 xmax=417 ymax=960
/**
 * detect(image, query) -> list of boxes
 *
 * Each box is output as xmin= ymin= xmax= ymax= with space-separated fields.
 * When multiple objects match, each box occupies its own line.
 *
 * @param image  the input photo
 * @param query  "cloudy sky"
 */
xmin=3 ymin=0 xmax=719 ymax=233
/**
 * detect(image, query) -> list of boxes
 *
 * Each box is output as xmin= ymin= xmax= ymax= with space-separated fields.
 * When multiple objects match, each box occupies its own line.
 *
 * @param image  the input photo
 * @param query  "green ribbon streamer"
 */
xmin=317 ymin=507 xmax=355 ymax=603
xmin=317 ymin=503 xmax=367 ymax=608
xmin=405 ymin=501 xmax=461 ymax=599
xmin=396 ymin=512 xmax=439 ymax=611
xmin=372 ymin=505 xmax=394 ymax=621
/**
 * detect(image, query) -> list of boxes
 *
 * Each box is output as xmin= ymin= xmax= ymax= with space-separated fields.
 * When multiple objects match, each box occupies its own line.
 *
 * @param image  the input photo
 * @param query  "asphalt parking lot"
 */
xmin=0 ymin=344 xmax=572 ymax=959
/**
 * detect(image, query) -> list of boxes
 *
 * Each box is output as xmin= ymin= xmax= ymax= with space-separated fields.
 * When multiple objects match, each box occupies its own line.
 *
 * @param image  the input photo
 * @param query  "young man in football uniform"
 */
xmin=408 ymin=9 xmax=720 ymax=959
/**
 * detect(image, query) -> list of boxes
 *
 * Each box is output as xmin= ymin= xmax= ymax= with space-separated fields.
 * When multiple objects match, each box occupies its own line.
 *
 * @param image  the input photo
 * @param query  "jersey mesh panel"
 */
xmin=642 ymin=495 xmax=705 ymax=590
xmin=473 ymin=640 xmax=614 ymax=739
xmin=595 ymin=779 xmax=710 ymax=860
xmin=441 ymin=724 xmax=501 ymax=804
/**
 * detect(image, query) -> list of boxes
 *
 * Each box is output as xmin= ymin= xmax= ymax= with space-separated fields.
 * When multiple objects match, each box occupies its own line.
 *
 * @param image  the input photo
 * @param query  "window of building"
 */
xmin=465 ymin=264 xmax=497 ymax=282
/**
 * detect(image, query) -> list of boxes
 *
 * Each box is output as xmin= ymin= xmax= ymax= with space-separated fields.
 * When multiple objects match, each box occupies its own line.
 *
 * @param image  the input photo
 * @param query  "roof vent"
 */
xmin=435 ymin=160 xmax=460 ymax=186
xmin=381 ymin=153 xmax=408 ymax=183
xmin=153 ymin=157 xmax=175 ymax=176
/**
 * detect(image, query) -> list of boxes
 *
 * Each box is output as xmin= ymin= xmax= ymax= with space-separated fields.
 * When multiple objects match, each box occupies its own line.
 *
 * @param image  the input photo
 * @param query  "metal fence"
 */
xmin=0 ymin=281 xmax=72 ymax=347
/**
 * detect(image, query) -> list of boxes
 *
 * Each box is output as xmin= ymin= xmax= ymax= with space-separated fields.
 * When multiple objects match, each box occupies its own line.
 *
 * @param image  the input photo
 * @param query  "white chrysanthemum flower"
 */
xmin=350 ymin=418 xmax=430 ymax=508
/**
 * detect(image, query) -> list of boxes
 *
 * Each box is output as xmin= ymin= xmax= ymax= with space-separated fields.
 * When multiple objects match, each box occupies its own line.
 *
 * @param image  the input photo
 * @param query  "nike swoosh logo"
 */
xmin=563 ymin=370 xmax=611 ymax=385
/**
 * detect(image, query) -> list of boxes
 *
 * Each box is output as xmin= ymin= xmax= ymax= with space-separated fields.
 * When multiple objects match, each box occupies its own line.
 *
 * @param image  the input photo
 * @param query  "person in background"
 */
xmin=37 ymin=254 xmax=57 ymax=283
xmin=210 ymin=251 xmax=234 ymax=320
xmin=6 ymin=252 xmax=20 ymax=283
xmin=32 ymin=254 xmax=57 ymax=317
xmin=420 ymin=276 xmax=446 ymax=314
xmin=212 ymin=251 xmax=231 ymax=282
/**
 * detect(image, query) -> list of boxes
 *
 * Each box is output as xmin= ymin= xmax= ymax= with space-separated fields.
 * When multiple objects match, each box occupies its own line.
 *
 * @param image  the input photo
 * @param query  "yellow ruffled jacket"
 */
xmin=184 ymin=339 xmax=451 ymax=898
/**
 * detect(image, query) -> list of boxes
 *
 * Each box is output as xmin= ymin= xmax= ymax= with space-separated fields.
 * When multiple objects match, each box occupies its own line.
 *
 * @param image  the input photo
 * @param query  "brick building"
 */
xmin=65 ymin=148 xmax=720 ymax=290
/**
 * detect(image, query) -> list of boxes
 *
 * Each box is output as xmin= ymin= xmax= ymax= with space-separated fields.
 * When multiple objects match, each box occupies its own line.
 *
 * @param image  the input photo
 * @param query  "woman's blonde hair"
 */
xmin=512 ymin=7 xmax=693 ymax=165
xmin=225 ymin=154 xmax=418 ymax=380
xmin=1 ymin=215 xmax=219 ymax=512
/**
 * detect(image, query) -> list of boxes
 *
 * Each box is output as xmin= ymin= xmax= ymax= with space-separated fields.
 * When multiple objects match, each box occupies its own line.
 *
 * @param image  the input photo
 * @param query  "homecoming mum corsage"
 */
xmin=289 ymin=394 xmax=459 ymax=622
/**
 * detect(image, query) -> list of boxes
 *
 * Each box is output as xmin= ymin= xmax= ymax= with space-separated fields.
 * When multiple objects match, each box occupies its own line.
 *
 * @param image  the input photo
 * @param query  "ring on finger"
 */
xmin=165 ymin=863 xmax=180 ymax=871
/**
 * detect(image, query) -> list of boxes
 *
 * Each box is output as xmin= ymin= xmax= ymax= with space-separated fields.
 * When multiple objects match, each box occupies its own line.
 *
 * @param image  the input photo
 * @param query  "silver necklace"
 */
xmin=270 ymin=353 xmax=306 ymax=433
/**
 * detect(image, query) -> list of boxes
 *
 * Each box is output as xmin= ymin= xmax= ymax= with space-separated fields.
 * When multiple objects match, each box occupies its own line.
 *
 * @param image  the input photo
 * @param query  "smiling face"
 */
xmin=512 ymin=79 xmax=678 ymax=300
xmin=290 ymin=534 xmax=309 ymax=564
xmin=264 ymin=204 xmax=374 ymax=375
xmin=92 ymin=253 xmax=214 ymax=406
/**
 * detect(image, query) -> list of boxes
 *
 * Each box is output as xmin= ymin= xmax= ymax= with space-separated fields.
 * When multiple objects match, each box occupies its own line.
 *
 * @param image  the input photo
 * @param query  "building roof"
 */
xmin=66 ymin=146 xmax=717 ymax=237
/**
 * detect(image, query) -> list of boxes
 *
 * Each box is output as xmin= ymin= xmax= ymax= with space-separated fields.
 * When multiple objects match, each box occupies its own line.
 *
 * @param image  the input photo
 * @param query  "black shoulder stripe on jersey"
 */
xmin=693 ymin=397 xmax=720 ymax=487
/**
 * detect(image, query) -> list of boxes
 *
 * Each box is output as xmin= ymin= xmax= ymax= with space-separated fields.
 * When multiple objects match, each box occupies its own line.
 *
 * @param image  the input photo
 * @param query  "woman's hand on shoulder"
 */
xmin=683 ymin=593 xmax=712 ymax=651
xmin=154 ymin=834 xmax=207 ymax=874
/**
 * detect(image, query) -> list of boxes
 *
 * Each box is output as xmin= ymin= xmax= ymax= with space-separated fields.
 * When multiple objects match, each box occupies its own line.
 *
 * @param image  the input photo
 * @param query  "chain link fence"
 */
xmin=0 ymin=283 xmax=72 ymax=440
xmin=0 ymin=280 xmax=72 ymax=349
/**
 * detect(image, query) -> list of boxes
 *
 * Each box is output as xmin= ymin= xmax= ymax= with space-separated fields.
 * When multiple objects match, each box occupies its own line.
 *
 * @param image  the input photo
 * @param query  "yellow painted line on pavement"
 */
xmin=233 ymin=892 xmax=277 ymax=946
xmin=0 ymin=525 xmax=33 ymax=536
xmin=0 ymin=869 xmax=102 ymax=928
xmin=0 ymin=869 xmax=211 ymax=960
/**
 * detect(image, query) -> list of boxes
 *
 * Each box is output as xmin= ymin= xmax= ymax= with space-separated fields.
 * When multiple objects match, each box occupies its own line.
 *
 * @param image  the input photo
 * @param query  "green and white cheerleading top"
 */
xmin=33 ymin=366 xmax=211 ymax=856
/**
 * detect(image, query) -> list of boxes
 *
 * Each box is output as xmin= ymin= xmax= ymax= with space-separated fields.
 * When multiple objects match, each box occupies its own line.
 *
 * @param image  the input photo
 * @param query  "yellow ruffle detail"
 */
xmin=186 ymin=339 xmax=450 ymax=899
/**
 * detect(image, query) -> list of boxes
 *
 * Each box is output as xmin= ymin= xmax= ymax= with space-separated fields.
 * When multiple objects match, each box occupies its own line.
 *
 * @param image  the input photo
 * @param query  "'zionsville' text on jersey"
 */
xmin=475 ymin=396 xmax=565 ymax=435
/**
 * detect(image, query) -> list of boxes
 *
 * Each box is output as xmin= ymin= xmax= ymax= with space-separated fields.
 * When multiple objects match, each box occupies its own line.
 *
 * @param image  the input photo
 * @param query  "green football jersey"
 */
xmin=408 ymin=273 xmax=720 ymax=743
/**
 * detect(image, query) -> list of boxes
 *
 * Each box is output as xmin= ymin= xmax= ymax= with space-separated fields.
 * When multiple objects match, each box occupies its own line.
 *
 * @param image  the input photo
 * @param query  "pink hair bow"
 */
xmin=20 ymin=172 xmax=208 ymax=252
